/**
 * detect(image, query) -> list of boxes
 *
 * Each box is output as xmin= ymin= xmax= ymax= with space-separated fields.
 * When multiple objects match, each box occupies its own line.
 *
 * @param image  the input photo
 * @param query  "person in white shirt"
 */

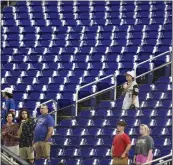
xmin=122 ymin=71 xmax=139 ymax=110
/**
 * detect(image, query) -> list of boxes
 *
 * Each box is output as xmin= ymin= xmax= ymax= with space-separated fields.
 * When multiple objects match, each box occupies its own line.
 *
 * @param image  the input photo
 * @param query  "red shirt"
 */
xmin=112 ymin=133 xmax=131 ymax=157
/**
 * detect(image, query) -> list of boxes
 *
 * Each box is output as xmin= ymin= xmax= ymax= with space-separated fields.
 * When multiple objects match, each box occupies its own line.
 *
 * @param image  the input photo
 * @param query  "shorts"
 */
xmin=33 ymin=141 xmax=52 ymax=159
xmin=19 ymin=147 xmax=34 ymax=160
xmin=113 ymin=157 xmax=128 ymax=165
xmin=5 ymin=145 xmax=19 ymax=156
xmin=136 ymin=154 xmax=153 ymax=164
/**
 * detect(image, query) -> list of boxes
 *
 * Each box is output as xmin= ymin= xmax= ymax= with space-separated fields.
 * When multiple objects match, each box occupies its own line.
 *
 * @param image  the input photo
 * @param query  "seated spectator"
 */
xmin=2 ymin=112 xmax=19 ymax=155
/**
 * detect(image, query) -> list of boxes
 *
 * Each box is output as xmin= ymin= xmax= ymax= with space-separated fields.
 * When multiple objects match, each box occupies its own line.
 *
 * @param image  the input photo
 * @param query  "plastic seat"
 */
xmin=80 ymin=148 xmax=96 ymax=158
xmin=67 ymin=137 xmax=81 ymax=148
xmin=87 ymin=128 xmax=102 ymax=137
xmin=99 ymin=159 xmax=113 ymax=165
xmin=94 ymin=109 xmax=113 ymax=118
xmin=95 ymin=147 xmax=111 ymax=158
xmin=72 ymin=128 xmax=88 ymax=137
xmin=66 ymin=159 xmax=83 ymax=165
xmin=100 ymin=128 xmax=116 ymax=138
xmin=96 ymin=138 xmax=113 ymax=147
xmin=78 ymin=110 xmax=96 ymax=118
xmin=33 ymin=159 xmax=46 ymax=165
xmin=155 ymin=138 xmax=171 ymax=149
xmin=82 ymin=158 xmax=99 ymax=165
xmin=55 ymin=128 xmax=73 ymax=137
xmin=59 ymin=119 xmax=77 ymax=128
xmin=80 ymin=137 xmax=96 ymax=147
xmin=77 ymin=118 xmax=94 ymax=127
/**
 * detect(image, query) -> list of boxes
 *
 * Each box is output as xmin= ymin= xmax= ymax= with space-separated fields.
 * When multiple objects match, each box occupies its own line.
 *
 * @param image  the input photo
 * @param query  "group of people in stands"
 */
xmin=1 ymin=87 xmax=55 ymax=164
xmin=1 ymin=71 xmax=153 ymax=165
xmin=112 ymin=121 xmax=154 ymax=165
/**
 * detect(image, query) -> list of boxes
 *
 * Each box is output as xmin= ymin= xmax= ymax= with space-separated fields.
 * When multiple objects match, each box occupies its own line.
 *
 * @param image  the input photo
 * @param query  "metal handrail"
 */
xmin=1 ymin=146 xmax=30 ymax=165
xmin=75 ymin=72 xmax=117 ymax=116
xmin=33 ymin=99 xmax=58 ymax=125
xmin=134 ymin=50 xmax=171 ymax=79
xmin=156 ymin=159 xmax=172 ymax=165
xmin=142 ymin=154 xmax=172 ymax=165
xmin=77 ymin=61 xmax=172 ymax=104
xmin=75 ymin=55 xmax=171 ymax=116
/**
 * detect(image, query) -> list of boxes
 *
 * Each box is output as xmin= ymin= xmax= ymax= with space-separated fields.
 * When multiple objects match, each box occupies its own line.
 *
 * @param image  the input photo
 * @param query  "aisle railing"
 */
xmin=142 ymin=154 xmax=172 ymax=165
xmin=75 ymin=50 xmax=171 ymax=116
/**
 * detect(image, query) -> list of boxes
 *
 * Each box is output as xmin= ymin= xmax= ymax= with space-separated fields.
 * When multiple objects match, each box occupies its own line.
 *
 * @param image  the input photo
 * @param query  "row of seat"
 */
xmin=57 ymin=117 xmax=172 ymax=128
xmin=2 ymin=18 xmax=171 ymax=27
xmin=2 ymin=11 xmax=171 ymax=20
xmin=15 ymin=1 xmax=172 ymax=6
xmin=4 ymin=3 xmax=172 ymax=11
xmin=51 ymin=137 xmax=171 ymax=149
xmin=2 ymin=32 xmax=172 ymax=42
xmin=2 ymin=24 xmax=171 ymax=34
xmin=3 ymin=3 xmax=171 ymax=13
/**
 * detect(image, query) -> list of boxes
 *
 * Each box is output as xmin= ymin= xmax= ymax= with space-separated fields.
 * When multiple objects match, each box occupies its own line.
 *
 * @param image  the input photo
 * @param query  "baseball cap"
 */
xmin=125 ymin=71 xmax=135 ymax=78
xmin=117 ymin=120 xmax=127 ymax=127
xmin=2 ymin=87 xmax=13 ymax=94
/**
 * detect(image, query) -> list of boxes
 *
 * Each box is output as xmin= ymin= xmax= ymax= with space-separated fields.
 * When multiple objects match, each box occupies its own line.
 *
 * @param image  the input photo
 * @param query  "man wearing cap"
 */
xmin=2 ymin=87 xmax=16 ymax=124
xmin=111 ymin=121 xmax=131 ymax=165
xmin=122 ymin=71 xmax=139 ymax=110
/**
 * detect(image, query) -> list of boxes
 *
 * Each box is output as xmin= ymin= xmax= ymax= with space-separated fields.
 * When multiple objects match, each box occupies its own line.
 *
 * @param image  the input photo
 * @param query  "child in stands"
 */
xmin=122 ymin=71 xmax=139 ymax=110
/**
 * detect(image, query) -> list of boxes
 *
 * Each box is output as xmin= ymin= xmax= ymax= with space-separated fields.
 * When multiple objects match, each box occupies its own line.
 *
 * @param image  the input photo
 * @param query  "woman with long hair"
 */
xmin=133 ymin=124 xmax=154 ymax=165
xmin=17 ymin=108 xmax=36 ymax=164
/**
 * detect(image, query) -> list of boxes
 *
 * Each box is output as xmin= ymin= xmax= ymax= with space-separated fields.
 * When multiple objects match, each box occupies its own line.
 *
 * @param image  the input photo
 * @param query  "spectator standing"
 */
xmin=122 ymin=71 xmax=139 ymax=110
xmin=17 ymin=108 xmax=36 ymax=164
xmin=133 ymin=124 xmax=154 ymax=165
xmin=2 ymin=87 xmax=16 ymax=125
xmin=33 ymin=105 xmax=55 ymax=160
xmin=111 ymin=121 xmax=131 ymax=165
xmin=2 ymin=112 xmax=19 ymax=155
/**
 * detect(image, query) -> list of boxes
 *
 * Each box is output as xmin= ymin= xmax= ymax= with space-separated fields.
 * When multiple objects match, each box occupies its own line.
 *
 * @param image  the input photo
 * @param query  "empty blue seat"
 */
xmin=99 ymin=159 xmax=113 ymax=165
xmin=33 ymin=159 xmax=46 ymax=165
xmin=100 ymin=128 xmax=116 ymax=138
xmin=59 ymin=119 xmax=77 ymax=128
xmin=78 ymin=110 xmax=96 ymax=118
xmin=66 ymin=159 xmax=83 ymax=165
xmin=55 ymin=128 xmax=72 ymax=137
xmin=86 ymin=128 xmax=102 ymax=137
xmin=95 ymin=147 xmax=111 ymax=158
xmin=82 ymin=158 xmax=99 ymax=165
